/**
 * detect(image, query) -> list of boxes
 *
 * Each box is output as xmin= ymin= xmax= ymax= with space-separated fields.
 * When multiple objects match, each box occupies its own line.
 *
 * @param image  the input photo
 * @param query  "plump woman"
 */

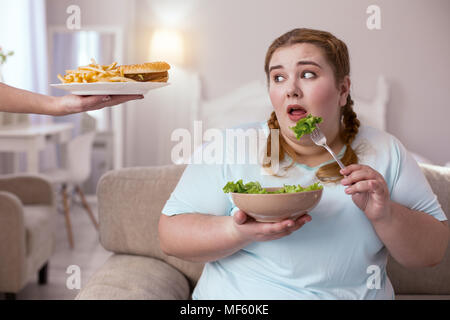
xmin=159 ymin=28 xmax=448 ymax=300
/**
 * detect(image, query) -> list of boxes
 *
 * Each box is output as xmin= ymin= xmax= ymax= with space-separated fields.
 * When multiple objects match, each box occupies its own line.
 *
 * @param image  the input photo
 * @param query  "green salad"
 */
xmin=290 ymin=114 xmax=323 ymax=140
xmin=223 ymin=179 xmax=323 ymax=194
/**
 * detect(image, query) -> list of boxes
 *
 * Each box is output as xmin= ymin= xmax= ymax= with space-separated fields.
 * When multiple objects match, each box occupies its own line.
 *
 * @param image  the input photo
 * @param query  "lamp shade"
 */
xmin=149 ymin=29 xmax=184 ymax=66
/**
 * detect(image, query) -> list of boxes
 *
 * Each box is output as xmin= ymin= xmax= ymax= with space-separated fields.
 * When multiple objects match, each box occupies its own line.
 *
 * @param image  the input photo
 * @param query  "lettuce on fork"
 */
xmin=290 ymin=114 xmax=323 ymax=140
xmin=223 ymin=179 xmax=323 ymax=194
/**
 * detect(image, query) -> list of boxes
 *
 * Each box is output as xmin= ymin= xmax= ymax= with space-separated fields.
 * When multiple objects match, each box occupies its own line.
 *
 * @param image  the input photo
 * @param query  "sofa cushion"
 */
xmin=76 ymin=254 xmax=191 ymax=300
xmin=23 ymin=205 xmax=55 ymax=256
xmin=23 ymin=204 xmax=55 ymax=279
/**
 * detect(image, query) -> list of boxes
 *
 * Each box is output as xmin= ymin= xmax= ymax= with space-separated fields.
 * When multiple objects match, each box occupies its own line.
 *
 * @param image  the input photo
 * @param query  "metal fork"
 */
xmin=310 ymin=125 xmax=346 ymax=170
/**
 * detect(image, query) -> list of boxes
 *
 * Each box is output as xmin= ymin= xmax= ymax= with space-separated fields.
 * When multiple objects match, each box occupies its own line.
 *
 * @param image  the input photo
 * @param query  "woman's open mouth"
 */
xmin=287 ymin=104 xmax=308 ymax=122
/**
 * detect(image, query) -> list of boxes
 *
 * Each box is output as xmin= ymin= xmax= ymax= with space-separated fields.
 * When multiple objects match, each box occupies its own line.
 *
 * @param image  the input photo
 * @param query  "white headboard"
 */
xmin=201 ymin=80 xmax=272 ymax=130
xmin=352 ymin=75 xmax=388 ymax=131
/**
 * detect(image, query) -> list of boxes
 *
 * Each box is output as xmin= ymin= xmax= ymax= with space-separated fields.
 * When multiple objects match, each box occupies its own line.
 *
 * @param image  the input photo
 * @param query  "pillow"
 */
xmin=201 ymin=80 xmax=272 ymax=130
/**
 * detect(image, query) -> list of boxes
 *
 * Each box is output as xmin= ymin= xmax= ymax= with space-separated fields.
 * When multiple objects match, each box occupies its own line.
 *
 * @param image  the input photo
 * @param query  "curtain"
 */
xmin=0 ymin=0 xmax=49 ymax=95
xmin=0 ymin=0 xmax=51 ymax=173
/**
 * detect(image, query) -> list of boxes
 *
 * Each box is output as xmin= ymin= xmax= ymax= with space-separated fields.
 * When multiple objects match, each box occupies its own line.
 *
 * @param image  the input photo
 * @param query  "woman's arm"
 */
xmin=372 ymin=202 xmax=448 ymax=268
xmin=158 ymin=210 xmax=311 ymax=263
xmin=0 ymin=83 xmax=143 ymax=116
xmin=341 ymin=164 xmax=449 ymax=268
xmin=159 ymin=213 xmax=247 ymax=262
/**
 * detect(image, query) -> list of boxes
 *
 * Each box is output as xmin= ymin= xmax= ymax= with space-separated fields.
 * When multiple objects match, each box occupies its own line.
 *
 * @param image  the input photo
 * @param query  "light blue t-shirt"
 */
xmin=162 ymin=122 xmax=447 ymax=300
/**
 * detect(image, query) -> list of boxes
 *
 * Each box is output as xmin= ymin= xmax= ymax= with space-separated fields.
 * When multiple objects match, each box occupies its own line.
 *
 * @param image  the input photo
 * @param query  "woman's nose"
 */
xmin=286 ymin=80 xmax=302 ymax=98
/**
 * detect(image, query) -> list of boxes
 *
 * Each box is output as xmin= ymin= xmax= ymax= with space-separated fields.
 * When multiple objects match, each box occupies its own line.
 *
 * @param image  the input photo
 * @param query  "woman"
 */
xmin=0 ymin=82 xmax=143 ymax=116
xmin=159 ymin=28 xmax=448 ymax=299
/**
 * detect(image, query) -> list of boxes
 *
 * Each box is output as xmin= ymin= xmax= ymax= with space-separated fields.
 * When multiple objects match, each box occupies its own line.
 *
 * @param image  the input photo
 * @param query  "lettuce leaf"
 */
xmin=223 ymin=180 xmax=322 ymax=194
xmin=290 ymin=114 xmax=323 ymax=140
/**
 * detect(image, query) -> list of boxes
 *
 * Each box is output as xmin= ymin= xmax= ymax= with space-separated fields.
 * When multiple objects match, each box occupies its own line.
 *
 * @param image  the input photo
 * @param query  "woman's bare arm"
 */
xmin=372 ymin=202 xmax=448 ymax=268
xmin=158 ymin=210 xmax=311 ymax=263
xmin=0 ymin=82 xmax=143 ymax=116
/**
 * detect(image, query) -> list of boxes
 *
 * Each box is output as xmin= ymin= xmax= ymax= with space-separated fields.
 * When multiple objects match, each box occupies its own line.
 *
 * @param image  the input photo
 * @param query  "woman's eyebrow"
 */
xmin=269 ymin=65 xmax=283 ymax=73
xmin=269 ymin=60 xmax=321 ymax=73
xmin=297 ymin=60 xmax=322 ymax=68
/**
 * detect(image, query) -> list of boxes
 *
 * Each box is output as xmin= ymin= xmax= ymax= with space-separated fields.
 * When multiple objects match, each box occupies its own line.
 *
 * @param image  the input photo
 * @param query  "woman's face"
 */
xmin=268 ymin=43 xmax=350 ymax=147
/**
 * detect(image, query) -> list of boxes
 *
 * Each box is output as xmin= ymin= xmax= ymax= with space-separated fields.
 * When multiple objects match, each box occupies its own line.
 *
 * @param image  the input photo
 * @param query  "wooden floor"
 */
xmin=14 ymin=195 xmax=112 ymax=300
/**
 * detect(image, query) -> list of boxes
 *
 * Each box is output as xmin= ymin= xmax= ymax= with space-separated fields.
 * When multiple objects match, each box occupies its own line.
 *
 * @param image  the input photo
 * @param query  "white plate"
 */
xmin=50 ymin=82 xmax=170 ymax=95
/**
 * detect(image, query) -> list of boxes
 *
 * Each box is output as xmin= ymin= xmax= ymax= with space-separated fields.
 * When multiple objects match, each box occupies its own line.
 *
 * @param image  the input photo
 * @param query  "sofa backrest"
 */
xmin=97 ymin=163 xmax=450 ymax=295
xmin=97 ymin=164 xmax=204 ymax=289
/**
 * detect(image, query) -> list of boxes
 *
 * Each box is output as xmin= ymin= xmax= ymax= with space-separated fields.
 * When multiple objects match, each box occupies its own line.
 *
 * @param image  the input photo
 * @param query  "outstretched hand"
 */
xmin=54 ymin=94 xmax=144 ymax=115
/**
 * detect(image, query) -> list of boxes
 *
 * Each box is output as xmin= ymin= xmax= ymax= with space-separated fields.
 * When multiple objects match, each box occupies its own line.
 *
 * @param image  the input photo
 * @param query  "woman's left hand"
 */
xmin=340 ymin=164 xmax=392 ymax=223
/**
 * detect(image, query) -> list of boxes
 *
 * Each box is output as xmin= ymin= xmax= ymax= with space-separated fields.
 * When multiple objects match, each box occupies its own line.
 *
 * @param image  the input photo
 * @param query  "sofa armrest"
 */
xmin=0 ymin=191 xmax=27 ymax=292
xmin=0 ymin=175 xmax=53 ymax=205
xmin=96 ymin=165 xmax=204 ymax=288
xmin=75 ymin=254 xmax=191 ymax=300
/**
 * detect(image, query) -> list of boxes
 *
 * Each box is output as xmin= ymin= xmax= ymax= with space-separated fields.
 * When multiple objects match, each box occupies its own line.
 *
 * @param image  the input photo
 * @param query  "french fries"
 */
xmin=57 ymin=59 xmax=135 ymax=83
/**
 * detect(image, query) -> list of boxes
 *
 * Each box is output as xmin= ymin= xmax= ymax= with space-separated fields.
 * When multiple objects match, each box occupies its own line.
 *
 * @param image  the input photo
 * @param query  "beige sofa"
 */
xmin=76 ymin=163 xmax=450 ymax=300
xmin=0 ymin=175 xmax=56 ymax=300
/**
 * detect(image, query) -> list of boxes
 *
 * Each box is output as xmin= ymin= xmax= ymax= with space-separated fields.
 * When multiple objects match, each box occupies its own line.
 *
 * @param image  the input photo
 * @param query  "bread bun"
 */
xmin=120 ymin=62 xmax=170 ymax=74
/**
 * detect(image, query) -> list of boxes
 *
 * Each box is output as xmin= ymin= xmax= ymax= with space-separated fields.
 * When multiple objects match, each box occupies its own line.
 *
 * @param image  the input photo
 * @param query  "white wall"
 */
xmin=132 ymin=0 xmax=450 ymax=166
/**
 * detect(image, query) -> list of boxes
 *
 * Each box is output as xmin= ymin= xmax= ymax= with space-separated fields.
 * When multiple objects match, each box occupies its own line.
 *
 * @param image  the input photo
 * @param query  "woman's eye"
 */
xmin=302 ymin=71 xmax=316 ymax=79
xmin=273 ymin=75 xmax=285 ymax=82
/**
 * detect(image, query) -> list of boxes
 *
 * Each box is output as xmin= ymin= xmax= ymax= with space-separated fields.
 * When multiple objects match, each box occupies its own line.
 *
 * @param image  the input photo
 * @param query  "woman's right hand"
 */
xmin=54 ymin=94 xmax=144 ymax=115
xmin=229 ymin=209 xmax=312 ymax=243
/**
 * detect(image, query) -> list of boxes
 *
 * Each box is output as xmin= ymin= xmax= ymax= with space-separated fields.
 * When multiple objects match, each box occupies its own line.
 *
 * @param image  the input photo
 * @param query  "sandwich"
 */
xmin=120 ymin=62 xmax=170 ymax=82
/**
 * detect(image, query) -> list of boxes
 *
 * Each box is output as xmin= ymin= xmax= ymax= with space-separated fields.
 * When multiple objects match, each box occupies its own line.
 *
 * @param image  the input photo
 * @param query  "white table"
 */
xmin=0 ymin=123 xmax=74 ymax=174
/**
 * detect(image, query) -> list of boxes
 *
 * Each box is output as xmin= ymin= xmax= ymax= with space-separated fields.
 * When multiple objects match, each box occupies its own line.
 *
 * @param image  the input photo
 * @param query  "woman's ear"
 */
xmin=339 ymin=76 xmax=351 ymax=107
